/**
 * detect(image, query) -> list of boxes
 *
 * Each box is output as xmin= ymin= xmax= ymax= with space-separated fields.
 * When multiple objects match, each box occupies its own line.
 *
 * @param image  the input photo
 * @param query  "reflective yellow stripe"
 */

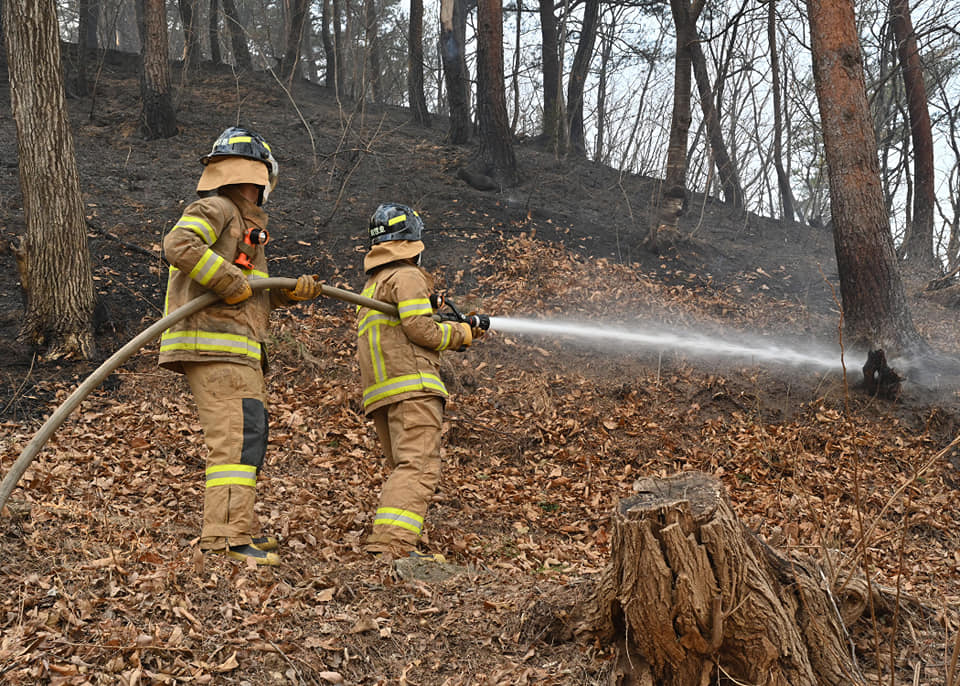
xmin=356 ymin=283 xmax=378 ymax=313
xmin=358 ymin=311 xmax=399 ymax=335
xmin=373 ymin=506 xmax=423 ymax=534
xmin=245 ymin=268 xmax=269 ymax=279
xmin=397 ymin=297 xmax=432 ymax=318
xmin=160 ymin=330 xmax=262 ymax=359
xmin=362 ymin=372 xmax=447 ymax=407
xmin=188 ymin=249 xmax=226 ymax=286
xmin=173 ymin=216 xmax=217 ymax=245
xmin=436 ymin=322 xmax=455 ymax=351
xmin=387 ymin=214 xmax=407 ymax=226
xmin=206 ymin=464 xmax=257 ymax=488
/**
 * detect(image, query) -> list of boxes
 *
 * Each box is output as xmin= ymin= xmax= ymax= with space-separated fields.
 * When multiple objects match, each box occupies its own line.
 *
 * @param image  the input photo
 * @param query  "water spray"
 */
xmin=487 ymin=316 xmax=845 ymax=371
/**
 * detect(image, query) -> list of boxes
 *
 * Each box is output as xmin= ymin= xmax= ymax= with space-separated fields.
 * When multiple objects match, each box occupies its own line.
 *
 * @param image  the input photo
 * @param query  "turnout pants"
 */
xmin=364 ymin=396 xmax=443 ymax=555
xmin=183 ymin=361 xmax=268 ymax=550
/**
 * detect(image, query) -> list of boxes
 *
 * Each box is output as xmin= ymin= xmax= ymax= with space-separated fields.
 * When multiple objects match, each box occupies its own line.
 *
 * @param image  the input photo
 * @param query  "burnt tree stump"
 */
xmin=582 ymin=472 xmax=866 ymax=686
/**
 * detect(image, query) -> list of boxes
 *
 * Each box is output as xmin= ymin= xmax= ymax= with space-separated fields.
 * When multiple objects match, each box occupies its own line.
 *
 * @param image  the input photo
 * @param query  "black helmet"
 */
xmin=202 ymin=126 xmax=278 ymax=188
xmin=369 ymin=203 xmax=424 ymax=244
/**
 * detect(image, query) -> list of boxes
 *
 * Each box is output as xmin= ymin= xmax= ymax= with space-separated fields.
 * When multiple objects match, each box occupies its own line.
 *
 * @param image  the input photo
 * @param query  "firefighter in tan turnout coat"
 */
xmin=357 ymin=203 xmax=483 ymax=559
xmin=160 ymin=127 xmax=322 ymax=565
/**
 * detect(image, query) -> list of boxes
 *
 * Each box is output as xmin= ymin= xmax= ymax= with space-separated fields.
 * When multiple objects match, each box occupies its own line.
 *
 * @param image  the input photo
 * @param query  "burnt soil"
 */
xmin=1 ymin=52 xmax=960 ymax=684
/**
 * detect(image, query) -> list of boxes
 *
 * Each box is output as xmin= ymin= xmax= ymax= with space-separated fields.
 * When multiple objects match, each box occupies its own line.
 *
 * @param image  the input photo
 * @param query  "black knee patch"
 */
xmin=241 ymin=398 xmax=269 ymax=470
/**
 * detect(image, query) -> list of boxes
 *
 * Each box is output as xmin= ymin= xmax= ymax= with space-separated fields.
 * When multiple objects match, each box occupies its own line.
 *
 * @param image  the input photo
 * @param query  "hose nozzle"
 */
xmin=465 ymin=313 xmax=490 ymax=331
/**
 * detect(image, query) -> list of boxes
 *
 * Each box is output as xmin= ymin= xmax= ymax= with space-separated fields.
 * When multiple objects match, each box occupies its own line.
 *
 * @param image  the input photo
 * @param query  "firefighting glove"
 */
xmin=283 ymin=274 xmax=323 ymax=302
xmin=465 ymin=313 xmax=486 ymax=340
xmin=221 ymin=278 xmax=253 ymax=305
xmin=458 ymin=322 xmax=473 ymax=349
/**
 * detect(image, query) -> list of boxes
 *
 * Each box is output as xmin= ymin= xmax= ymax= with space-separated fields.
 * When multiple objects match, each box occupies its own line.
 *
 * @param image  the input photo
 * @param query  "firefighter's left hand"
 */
xmin=284 ymin=275 xmax=323 ymax=301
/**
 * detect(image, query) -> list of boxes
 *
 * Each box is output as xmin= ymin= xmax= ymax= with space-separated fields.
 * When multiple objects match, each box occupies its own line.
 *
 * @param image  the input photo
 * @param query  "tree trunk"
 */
xmin=408 ymin=0 xmax=431 ymax=126
xmin=331 ymin=0 xmax=346 ymax=96
xmin=594 ymin=13 xmax=613 ymax=163
xmin=178 ymin=0 xmax=201 ymax=69
xmin=890 ymin=0 xmax=937 ymax=274
xmin=464 ymin=0 xmax=517 ymax=188
xmin=364 ymin=0 xmax=382 ymax=102
xmin=301 ymin=8 xmax=317 ymax=82
xmin=281 ymin=0 xmax=309 ymax=82
xmin=768 ymin=0 xmax=795 ymax=223
xmin=321 ymin=0 xmax=336 ymax=88
xmin=538 ymin=0 xmax=563 ymax=151
xmin=75 ymin=0 xmax=99 ymax=96
xmin=566 ymin=0 xmax=598 ymax=157
xmin=139 ymin=0 xmax=177 ymax=139
xmin=582 ymin=472 xmax=866 ymax=686
xmin=690 ymin=37 xmax=743 ymax=209
xmin=209 ymin=0 xmax=222 ymax=64
xmin=4 ymin=0 xmax=96 ymax=360
xmin=440 ymin=0 xmax=473 ymax=144
xmin=645 ymin=0 xmax=704 ymax=251
xmin=806 ymin=0 xmax=923 ymax=355
xmin=222 ymin=0 xmax=251 ymax=70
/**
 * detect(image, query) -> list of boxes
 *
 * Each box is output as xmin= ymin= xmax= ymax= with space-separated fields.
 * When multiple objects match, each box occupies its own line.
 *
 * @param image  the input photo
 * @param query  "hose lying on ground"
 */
xmin=0 ymin=277 xmax=398 ymax=513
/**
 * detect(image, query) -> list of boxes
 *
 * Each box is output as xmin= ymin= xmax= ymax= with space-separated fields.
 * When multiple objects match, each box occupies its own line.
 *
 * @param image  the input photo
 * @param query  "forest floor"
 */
xmin=1 ymin=51 xmax=960 ymax=685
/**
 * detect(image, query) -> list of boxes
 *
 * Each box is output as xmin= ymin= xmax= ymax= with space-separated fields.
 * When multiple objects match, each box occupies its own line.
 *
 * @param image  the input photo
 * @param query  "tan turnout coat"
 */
xmin=356 ymin=252 xmax=470 ymax=415
xmin=159 ymin=190 xmax=291 ymax=373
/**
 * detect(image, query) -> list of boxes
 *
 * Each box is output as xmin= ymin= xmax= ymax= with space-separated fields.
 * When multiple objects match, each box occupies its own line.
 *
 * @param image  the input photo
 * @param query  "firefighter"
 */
xmin=356 ymin=203 xmax=484 ymax=559
xmin=159 ymin=126 xmax=322 ymax=565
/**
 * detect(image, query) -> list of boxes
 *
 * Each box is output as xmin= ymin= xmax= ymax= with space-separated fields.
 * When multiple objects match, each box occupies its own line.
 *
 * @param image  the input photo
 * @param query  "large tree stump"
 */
xmin=582 ymin=472 xmax=866 ymax=686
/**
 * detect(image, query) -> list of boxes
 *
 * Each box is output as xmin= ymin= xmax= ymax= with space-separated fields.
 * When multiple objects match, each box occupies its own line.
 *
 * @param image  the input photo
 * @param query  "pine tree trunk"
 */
xmin=440 ymin=0 xmax=473 ymax=144
xmin=408 ymin=0 xmax=431 ymax=126
xmin=806 ymin=0 xmax=922 ymax=355
xmin=209 ymin=0 xmax=222 ymax=64
xmin=538 ymin=0 xmax=563 ymax=150
xmin=4 ymin=0 xmax=95 ymax=359
xmin=178 ymin=0 xmax=201 ymax=69
xmin=583 ymin=472 xmax=866 ymax=686
xmin=222 ymin=0 xmax=251 ymax=70
xmin=140 ymin=0 xmax=177 ymax=139
xmin=469 ymin=0 xmax=517 ymax=188
xmin=321 ymin=0 xmax=336 ymax=89
xmin=364 ymin=0 xmax=381 ymax=103
xmin=281 ymin=0 xmax=309 ymax=82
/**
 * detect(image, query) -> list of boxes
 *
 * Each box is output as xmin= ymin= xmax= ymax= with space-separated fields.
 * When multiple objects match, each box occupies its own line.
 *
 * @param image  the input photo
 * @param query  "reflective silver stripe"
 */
xmin=436 ymin=322 xmax=453 ymax=351
xmin=362 ymin=372 xmax=447 ymax=407
xmin=206 ymin=464 xmax=257 ymax=488
xmin=397 ymin=298 xmax=432 ymax=318
xmin=373 ymin=507 xmax=423 ymax=534
xmin=174 ymin=216 xmax=216 ymax=245
xmin=160 ymin=330 xmax=262 ymax=359
xmin=188 ymin=249 xmax=225 ymax=286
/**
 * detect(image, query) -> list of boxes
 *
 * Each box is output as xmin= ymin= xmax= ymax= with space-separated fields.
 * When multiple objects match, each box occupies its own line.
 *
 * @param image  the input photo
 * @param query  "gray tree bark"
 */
xmin=4 ymin=0 xmax=96 ymax=359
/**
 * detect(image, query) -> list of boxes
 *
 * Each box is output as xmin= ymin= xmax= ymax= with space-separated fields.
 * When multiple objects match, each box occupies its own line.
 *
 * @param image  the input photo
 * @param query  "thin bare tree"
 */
xmin=890 ymin=0 xmax=937 ymax=273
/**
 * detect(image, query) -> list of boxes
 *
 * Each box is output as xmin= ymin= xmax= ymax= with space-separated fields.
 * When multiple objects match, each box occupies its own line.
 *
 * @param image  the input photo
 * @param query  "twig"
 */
xmin=1 ymin=352 xmax=37 ymax=417
xmin=947 ymin=615 xmax=960 ymax=686
xmin=85 ymin=220 xmax=157 ymax=260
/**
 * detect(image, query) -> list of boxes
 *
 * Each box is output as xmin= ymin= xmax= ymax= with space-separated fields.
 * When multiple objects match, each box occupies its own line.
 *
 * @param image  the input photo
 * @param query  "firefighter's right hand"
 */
xmin=284 ymin=274 xmax=323 ymax=301
xmin=222 ymin=279 xmax=253 ymax=305
xmin=458 ymin=322 xmax=473 ymax=349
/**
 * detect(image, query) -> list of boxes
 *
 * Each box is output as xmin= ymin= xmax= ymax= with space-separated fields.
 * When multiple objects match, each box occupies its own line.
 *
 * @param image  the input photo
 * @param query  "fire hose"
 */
xmin=0 ymin=277 xmax=490 ymax=513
